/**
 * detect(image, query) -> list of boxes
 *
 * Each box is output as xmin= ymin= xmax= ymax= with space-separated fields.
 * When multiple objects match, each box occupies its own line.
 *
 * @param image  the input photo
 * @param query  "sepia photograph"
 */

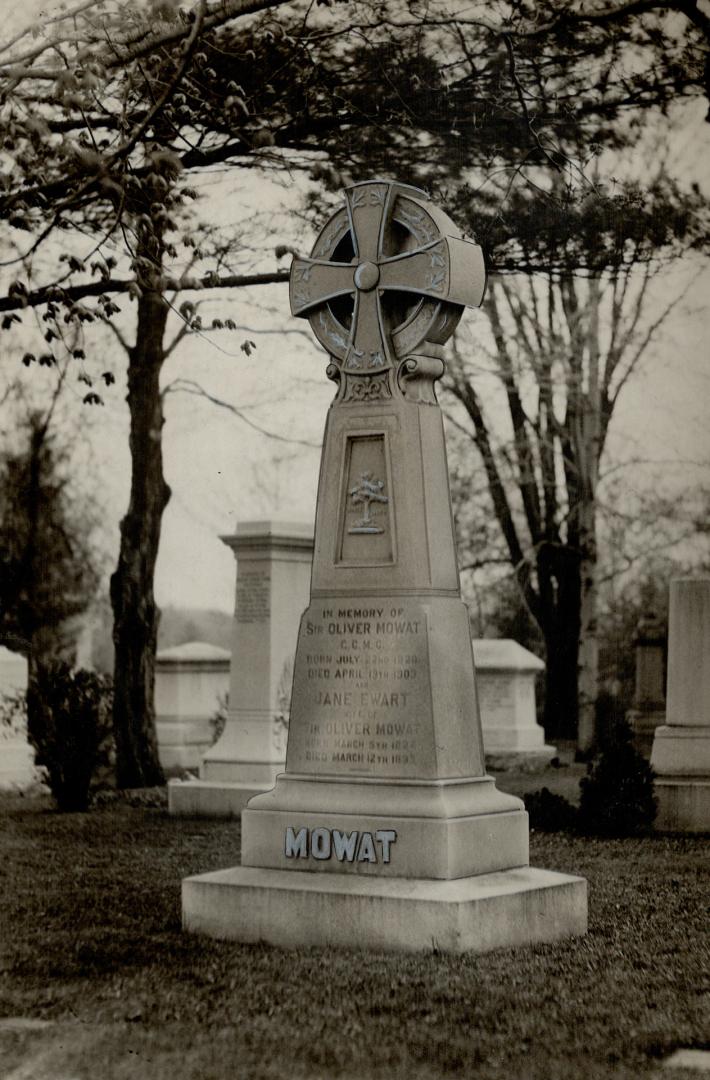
xmin=0 ymin=1 xmax=708 ymax=1077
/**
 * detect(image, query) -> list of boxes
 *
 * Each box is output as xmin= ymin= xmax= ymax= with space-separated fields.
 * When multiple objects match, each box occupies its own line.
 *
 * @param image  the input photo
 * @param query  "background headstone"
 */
xmin=626 ymin=613 xmax=666 ymax=759
xmin=650 ymin=578 xmax=710 ymax=831
xmin=182 ymin=180 xmax=586 ymax=953
xmin=168 ymin=520 xmax=313 ymax=816
xmin=154 ymin=642 xmax=230 ymax=771
xmin=473 ymin=639 xmax=554 ymax=769
xmin=0 ymin=647 xmax=35 ymax=791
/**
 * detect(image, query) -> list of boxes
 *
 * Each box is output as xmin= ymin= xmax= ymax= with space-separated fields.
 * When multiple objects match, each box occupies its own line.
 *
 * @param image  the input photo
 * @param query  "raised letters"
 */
xmin=289 ymin=600 xmax=434 ymax=777
xmin=283 ymin=826 xmax=398 ymax=864
xmin=284 ymin=826 xmax=307 ymax=859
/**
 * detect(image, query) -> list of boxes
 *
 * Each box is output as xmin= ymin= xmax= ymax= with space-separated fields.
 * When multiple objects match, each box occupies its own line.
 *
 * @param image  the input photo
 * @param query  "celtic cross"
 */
xmin=289 ymin=180 xmax=486 ymax=393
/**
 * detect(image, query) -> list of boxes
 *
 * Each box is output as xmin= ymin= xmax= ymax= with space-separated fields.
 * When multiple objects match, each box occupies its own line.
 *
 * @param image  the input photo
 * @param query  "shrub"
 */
xmin=577 ymin=717 xmax=657 ymax=837
xmin=524 ymin=787 xmax=577 ymax=832
xmin=27 ymin=663 xmax=113 ymax=812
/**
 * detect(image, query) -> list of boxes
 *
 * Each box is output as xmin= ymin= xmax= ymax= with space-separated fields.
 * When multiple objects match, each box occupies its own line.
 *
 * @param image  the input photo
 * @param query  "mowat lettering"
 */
xmin=284 ymin=826 xmax=397 ymax=863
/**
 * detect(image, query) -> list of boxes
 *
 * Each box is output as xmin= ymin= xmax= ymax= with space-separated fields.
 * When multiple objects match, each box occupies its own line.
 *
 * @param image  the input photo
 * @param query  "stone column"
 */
xmin=650 ymin=578 xmax=710 ymax=831
xmin=626 ymin=613 xmax=666 ymax=759
xmin=168 ymin=521 xmax=313 ymax=816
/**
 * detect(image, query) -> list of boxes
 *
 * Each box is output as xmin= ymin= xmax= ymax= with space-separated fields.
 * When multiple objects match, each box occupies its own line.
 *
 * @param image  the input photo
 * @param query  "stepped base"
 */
xmin=650 ymin=724 xmax=710 ymax=832
xmin=168 ymin=779 xmax=270 ymax=818
xmin=182 ymin=865 xmax=587 ymax=954
xmin=654 ymin=778 xmax=710 ymax=832
xmin=484 ymin=746 xmax=557 ymax=772
xmin=241 ymin=773 xmax=528 ymax=879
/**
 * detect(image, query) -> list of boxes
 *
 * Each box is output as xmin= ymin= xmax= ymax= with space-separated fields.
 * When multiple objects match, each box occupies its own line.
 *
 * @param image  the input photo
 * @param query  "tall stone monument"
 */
xmin=650 ymin=578 xmax=710 ymax=831
xmin=169 ymin=521 xmax=313 ymax=816
xmin=183 ymin=180 xmax=587 ymax=952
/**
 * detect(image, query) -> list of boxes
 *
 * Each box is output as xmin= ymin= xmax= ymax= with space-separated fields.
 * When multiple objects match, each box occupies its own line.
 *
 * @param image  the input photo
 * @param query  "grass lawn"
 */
xmin=0 ymin=790 xmax=708 ymax=1080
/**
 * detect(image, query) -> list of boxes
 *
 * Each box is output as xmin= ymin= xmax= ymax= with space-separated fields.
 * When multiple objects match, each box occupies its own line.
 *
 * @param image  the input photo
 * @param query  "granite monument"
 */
xmin=183 ymin=180 xmax=587 ymax=952
xmin=650 ymin=578 xmax=710 ymax=831
xmin=169 ymin=521 xmax=313 ymax=816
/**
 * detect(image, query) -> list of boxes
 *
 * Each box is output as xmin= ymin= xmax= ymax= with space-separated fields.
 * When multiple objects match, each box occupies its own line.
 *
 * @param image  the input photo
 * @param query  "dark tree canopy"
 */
xmin=0 ymin=410 xmax=100 ymax=659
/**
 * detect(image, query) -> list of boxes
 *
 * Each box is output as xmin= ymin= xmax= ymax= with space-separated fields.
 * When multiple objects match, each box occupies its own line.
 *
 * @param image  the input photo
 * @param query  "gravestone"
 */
xmin=650 ymin=578 xmax=710 ymax=831
xmin=182 ymin=180 xmax=587 ymax=952
xmin=169 ymin=521 xmax=313 ymax=816
xmin=155 ymin=642 xmax=231 ymax=771
xmin=0 ymin=647 xmax=35 ymax=790
xmin=626 ymin=613 xmax=666 ymax=759
xmin=473 ymin=639 xmax=555 ymax=769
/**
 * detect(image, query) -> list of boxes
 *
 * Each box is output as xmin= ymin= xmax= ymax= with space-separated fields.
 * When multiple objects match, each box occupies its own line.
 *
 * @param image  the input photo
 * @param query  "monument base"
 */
xmin=168 ymin=778 xmax=273 ymax=818
xmin=241 ymin=773 xmax=529 ymax=879
xmin=485 ymin=747 xmax=557 ymax=773
xmin=653 ymin=779 xmax=710 ymax=833
xmin=182 ymin=864 xmax=587 ymax=954
xmin=626 ymin=708 xmax=665 ymax=760
xmin=650 ymin=724 xmax=710 ymax=832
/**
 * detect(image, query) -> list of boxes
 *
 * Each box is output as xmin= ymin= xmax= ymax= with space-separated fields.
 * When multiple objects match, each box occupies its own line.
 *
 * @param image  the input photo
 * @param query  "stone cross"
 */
xmin=290 ymin=179 xmax=485 ymax=384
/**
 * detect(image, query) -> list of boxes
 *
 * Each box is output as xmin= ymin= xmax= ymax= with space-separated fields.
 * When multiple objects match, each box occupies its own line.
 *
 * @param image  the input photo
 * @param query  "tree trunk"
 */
xmin=542 ymin=623 xmax=581 ymax=743
xmin=109 ymin=286 xmax=170 ymax=788
xmin=538 ymin=546 xmax=583 ymax=744
xmin=577 ymin=504 xmax=599 ymax=757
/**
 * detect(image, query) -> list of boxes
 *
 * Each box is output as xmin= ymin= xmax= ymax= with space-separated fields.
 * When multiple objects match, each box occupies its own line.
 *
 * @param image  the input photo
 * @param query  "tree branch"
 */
xmin=0 ymin=269 xmax=289 ymax=314
xmin=162 ymin=378 xmax=321 ymax=448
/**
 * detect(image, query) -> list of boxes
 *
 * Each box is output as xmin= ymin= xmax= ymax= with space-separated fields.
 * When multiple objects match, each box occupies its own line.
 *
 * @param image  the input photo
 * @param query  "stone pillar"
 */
xmin=168 ymin=521 xmax=313 ymax=816
xmin=155 ymin=642 xmax=230 ymax=772
xmin=0 ymin=647 xmax=35 ymax=791
xmin=626 ymin=613 xmax=666 ymax=759
xmin=650 ymin=578 xmax=710 ymax=831
xmin=473 ymin=640 xmax=555 ymax=770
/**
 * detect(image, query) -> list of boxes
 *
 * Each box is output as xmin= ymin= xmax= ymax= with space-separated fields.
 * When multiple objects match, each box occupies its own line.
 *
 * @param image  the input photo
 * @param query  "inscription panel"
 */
xmin=236 ymin=566 xmax=270 ymax=624
xmin=287 ymin=600 xmax=435 ymax=778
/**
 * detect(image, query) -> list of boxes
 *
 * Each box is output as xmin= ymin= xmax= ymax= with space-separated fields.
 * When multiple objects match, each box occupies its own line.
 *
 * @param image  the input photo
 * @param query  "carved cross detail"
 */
xmin=289 ymin=180 xmax=486 ymax=373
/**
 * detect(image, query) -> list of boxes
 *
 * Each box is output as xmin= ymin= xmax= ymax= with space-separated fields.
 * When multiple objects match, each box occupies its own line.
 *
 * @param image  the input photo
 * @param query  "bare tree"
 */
xmin=0 ymin=0 xmax=706 ymax=780
xmin=446 ymin=258 xmax=691 ymax=754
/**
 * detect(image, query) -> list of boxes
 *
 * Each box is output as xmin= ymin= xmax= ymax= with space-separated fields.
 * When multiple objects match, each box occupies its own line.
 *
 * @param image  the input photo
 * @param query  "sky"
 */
xmin=2 ymin=1 xmax=709 ymax=618
xmin=93 ymin=173 xmax=710 ymax=615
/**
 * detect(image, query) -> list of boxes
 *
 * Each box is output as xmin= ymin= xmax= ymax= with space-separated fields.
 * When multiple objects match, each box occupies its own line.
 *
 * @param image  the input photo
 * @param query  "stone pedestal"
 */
xmin=169 ymin=521 xmax=313 ymax=816
xmin=627 ymin=613 xmax=666 ymax=759
xmin=473 ymin=639 xmax=555 ymax=770
xmin=182 ymin=180 xmax=587 ymax=952
xmin=155 ymin=642 xmax=230 ymax=772
xmin=651 ymin=579 xmax=710 ymax=832
xmin=0 ymin=647 xmax=35 ymax=791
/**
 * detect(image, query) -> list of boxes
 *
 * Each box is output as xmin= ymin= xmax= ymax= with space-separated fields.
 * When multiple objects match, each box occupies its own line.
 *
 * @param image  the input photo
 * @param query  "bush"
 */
xmin=27 ymin=663 xmax=113 ymax=812
xmin=577 ymin=717 xmax=657 ymax=837
xmin=524 ymin=787 xmax=577 ymax=832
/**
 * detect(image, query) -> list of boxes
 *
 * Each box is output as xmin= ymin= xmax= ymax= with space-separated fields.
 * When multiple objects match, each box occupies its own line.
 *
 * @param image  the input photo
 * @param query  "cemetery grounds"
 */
xmin=0 ymin=769 xmax=707 ymax=1080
